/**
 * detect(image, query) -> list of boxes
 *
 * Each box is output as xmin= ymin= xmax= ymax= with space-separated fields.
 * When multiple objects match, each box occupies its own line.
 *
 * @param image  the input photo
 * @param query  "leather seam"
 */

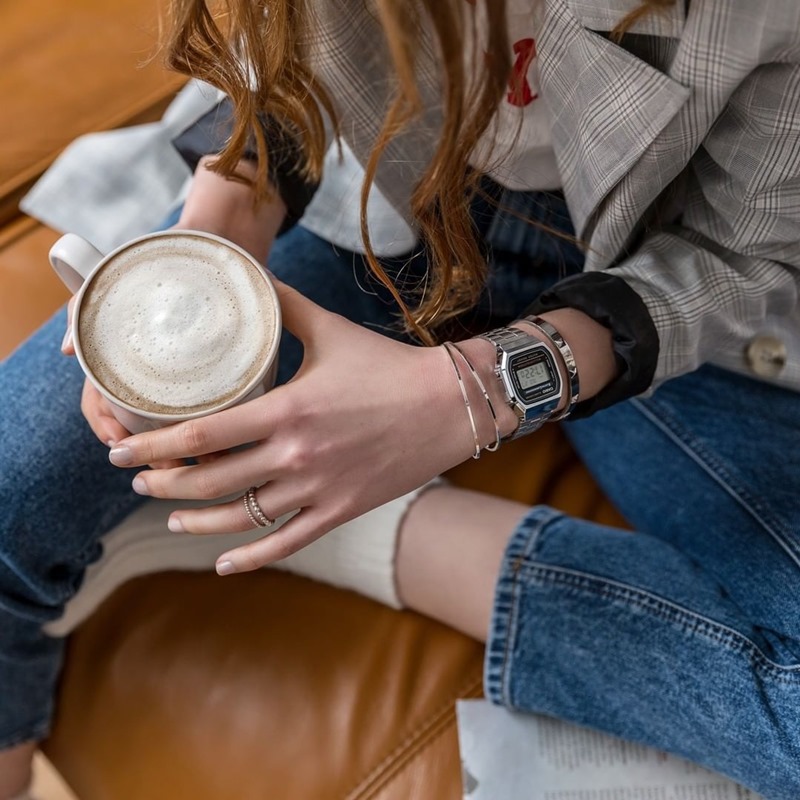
xmin=344 ymin=672 xmax=483 ymax=800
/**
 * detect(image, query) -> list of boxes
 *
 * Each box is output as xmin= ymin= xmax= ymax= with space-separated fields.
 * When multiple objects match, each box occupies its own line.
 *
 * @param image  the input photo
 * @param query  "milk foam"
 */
xmin=78 ymin=235 xmax=277 ymax=415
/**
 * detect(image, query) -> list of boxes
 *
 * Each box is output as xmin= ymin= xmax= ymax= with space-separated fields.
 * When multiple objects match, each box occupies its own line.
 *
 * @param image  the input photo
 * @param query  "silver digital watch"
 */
xmin=479 ymin=326 xmax=564 ymax=439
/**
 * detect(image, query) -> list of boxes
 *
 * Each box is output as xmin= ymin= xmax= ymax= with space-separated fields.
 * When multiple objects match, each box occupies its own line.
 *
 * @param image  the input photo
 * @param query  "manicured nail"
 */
xmin=168 ymin=516 xmax=184 ymax=533
xmin=109 ymin=445 xmax=133 ymax=466
xmin=61 ymin=328 xmax=73 ymax=352
xmin=131 ymin=475 xmax=149 ymax=495
xmin=216 ymin=560 xmax=237 ymax=576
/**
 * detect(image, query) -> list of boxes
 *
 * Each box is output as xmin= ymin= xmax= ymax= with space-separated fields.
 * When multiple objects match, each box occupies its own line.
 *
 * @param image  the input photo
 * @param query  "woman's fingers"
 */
xmin=214 ymin=507 xmax=331 ymax=574
xmin=166 ymin=481 xmax=301 ymax=537
xmin=132 ymin=444 xmax=274 ymax=500
xmin=61 ymin=296 xmax=77 ymax=356
xmin=269 ymin=277 xmax=331 ymax=343
xmin=109 ymin=394 xmax=278 ymax=467
xmin=81 ymin=379 xmax=130 ymax=446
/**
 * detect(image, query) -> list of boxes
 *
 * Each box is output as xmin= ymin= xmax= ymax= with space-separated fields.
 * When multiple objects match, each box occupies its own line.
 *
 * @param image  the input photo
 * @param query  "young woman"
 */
xmin=2 ymin=0 xmax=799 ymax=797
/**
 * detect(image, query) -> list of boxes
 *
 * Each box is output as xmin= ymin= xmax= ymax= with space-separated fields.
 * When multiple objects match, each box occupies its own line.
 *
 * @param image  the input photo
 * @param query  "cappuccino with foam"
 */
xmin=77 ymin=234 xmax=279 ymax=418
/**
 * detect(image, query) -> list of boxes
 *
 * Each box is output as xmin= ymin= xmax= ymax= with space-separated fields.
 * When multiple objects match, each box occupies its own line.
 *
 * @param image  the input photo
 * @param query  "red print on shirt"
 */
xmin=507 ymin=38 xmax=537 ymax=107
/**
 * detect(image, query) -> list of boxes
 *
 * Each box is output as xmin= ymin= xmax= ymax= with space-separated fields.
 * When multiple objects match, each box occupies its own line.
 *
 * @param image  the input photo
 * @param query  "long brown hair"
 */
xmin=164 ymin=0 xmax=674 ymax=344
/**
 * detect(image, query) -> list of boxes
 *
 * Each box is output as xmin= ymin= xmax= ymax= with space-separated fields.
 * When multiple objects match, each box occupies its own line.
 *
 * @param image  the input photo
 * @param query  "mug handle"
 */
xmin=49 ymin=234 xmax=105 ymax=294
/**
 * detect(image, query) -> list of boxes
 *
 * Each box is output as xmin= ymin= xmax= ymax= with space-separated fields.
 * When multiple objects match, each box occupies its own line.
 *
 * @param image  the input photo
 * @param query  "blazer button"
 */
xmin=746 ymin=335 xmax=787 ymax=378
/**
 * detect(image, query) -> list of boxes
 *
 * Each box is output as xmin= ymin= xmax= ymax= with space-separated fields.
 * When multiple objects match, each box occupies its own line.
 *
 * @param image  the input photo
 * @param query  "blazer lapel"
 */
xmin=537 ymin=0 xmax=691 ymax=245
xmin=568 ymin=0 xmax=686 ymax=38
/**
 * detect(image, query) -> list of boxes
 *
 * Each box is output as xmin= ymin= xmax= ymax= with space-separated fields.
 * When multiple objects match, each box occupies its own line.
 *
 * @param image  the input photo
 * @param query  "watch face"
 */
xmin=509 ymin=348 xmax=557 ymax=404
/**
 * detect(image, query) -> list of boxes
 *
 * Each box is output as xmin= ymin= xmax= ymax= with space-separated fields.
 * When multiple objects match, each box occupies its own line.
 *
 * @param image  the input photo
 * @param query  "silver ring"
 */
xmin=243 ymin=486 xmax=275 ymax=529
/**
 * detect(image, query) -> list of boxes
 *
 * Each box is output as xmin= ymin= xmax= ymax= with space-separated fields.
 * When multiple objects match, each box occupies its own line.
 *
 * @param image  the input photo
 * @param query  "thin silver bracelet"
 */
xmin=515 ymin=316 xmax=580 ymax=421
xmin=449 ymin=342 xmax=501 ymax=452
xmin=442 ymin=342 xmax=482 ymax=459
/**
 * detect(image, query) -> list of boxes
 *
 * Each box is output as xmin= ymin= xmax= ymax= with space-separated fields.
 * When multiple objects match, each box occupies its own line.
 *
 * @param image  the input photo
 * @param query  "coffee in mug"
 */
xmin=50 ymin=230 xmax=282 ymax=433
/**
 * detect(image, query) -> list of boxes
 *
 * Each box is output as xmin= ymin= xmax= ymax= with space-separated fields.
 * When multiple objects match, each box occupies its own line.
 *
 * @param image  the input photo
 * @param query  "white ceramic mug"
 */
xmin=50 ymin=229 xmax=282 ymax=434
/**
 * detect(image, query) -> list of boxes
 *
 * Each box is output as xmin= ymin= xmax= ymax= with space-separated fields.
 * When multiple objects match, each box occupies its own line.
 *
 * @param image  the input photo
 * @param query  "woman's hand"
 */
xmin=108 ymin=279 xmax=480 ymax=575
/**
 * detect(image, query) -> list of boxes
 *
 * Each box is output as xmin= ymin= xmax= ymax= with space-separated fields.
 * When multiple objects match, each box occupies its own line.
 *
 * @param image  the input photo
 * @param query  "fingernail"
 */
xmin=168 ymin=516 xmax=184 ymax=533
xmin=216 ymin=560 xmax=237 ymax=576
xmin=107 ymin=439 xmax=117 ymax=449
xmin=131 ymin=475 xmax=149 ymax=495
xmin=109 ymin=445 xmax=133 ymax=466
xmin=61 ymin=328 xmax=73 ymax=352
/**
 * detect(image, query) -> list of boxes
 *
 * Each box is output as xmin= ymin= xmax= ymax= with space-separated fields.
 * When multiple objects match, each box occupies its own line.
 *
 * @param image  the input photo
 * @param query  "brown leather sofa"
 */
xmin=1 ymin=3 xmax=626 ymax=797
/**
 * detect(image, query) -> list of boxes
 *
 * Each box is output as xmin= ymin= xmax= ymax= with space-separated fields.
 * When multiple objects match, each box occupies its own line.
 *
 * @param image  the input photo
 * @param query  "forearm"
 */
xmin=176 ymin=156 xmax=287 ymax=265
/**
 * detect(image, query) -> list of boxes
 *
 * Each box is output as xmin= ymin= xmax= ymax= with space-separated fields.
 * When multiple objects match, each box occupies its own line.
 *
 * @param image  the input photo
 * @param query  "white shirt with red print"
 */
xmin=468 ymin=0 xmax=561 ymax=191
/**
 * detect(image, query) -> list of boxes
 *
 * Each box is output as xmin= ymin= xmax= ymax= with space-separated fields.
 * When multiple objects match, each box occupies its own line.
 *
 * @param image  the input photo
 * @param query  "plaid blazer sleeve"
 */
xmin=612 ymin=59 xmax=800 ymax=390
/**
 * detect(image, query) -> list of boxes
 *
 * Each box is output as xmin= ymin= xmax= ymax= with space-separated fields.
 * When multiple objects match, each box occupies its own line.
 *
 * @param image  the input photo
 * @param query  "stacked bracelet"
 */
xmin=442 ymin=316 xmax=579 ymax=456
xmin=449 ymin=342 xmax=501 ymax=452
xmin=442 ymin=341 xmax=502 ymax=459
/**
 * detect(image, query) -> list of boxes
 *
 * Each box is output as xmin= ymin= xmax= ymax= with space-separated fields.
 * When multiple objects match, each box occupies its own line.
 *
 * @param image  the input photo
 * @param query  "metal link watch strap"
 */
xmin=481 ymin=326 xmax=533 ymax=348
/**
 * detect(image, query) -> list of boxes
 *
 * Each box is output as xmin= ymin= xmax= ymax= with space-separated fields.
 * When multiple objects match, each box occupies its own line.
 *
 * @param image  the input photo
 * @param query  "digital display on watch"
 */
xmin=509 ymin=348 xmax=557 ymax=403
xmin=516 ymin=361 xmax=550 ymax=390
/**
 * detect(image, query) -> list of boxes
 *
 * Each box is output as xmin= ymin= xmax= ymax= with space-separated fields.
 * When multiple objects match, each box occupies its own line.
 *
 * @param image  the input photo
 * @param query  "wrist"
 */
xmin=517 ymin=308 xmax=617 ymax=404
xmin=415 ymin=342 xmax=511 ymax=464
xmin=176 ymin=157 xmax=287 ymax=264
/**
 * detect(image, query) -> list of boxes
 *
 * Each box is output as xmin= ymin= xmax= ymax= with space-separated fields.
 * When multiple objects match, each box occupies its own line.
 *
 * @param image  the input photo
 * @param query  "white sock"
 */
xmin=46 ymin=480 xmax=440 ymax=636
xmin=269 ymin=481 xmax=439 ymax=608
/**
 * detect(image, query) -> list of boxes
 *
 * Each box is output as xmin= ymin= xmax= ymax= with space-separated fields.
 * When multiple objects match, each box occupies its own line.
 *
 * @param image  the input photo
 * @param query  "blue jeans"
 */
xmin=2 ymin=190 xmax=799 ymax=799
xmin=487 ymin=366 xmax=800 ymax=798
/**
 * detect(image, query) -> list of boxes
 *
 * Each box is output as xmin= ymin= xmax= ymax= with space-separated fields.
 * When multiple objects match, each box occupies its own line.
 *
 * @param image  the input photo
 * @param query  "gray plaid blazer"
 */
xmin=310 ymin=0 xmax=800 ymax=393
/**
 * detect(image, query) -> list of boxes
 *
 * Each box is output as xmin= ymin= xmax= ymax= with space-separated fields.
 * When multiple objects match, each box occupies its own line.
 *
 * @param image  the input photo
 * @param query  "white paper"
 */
xmin=457 ymin=700 xmax=762 ymax=800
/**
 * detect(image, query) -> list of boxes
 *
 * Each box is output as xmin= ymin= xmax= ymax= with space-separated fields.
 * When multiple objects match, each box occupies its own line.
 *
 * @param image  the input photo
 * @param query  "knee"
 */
xmin=0 ymin=428 xmax=106 ymax=610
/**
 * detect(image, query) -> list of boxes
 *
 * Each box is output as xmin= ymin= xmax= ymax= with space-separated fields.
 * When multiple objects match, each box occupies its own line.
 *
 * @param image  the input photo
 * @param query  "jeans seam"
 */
xmin=630 ymin=397 xmax=800 ymax=568
xmin=519 ymin=561 xmax=800 ymax=682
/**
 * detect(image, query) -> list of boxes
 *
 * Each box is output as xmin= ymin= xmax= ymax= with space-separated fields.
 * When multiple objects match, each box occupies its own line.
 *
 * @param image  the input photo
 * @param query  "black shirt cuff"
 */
xmin=523 ymin=272 xmax=660 ymax=418
xmin=171 ymin=98 xmax=319 ymax=229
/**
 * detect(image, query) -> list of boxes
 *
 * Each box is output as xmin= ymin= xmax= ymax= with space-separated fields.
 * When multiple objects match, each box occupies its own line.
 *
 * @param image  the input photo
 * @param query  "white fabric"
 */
xmin=20 ymin=79 xmax=415 ymax=259
xmin=469 ymin=0 xmax=561 ymax=191
xmin=300 ymin=140 xmax=416 ymax=256
xmin=44 ymin=482 xmax=438 ymax=638
xmin=20 ymin=81 xmax=224 ymax=255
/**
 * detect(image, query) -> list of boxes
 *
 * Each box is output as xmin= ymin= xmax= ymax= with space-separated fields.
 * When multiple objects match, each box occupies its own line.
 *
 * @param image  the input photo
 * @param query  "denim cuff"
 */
xmin=0 ymin=649 xmax=61 ymax=749
xmin=484 ymin=506 xmax=564 ymax=709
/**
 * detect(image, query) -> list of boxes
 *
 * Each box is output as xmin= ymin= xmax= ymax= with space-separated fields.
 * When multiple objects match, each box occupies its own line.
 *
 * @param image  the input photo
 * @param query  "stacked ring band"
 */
xmin=244 ymin=486 xmax=275 ymax=529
